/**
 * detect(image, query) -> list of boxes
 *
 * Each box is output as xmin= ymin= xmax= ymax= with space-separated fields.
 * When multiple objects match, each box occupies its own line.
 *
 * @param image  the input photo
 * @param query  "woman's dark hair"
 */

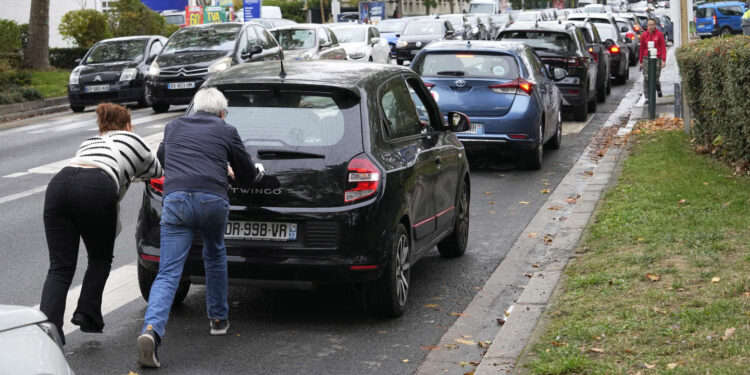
xmin=96 ymin=103 xmax=131 ymax=133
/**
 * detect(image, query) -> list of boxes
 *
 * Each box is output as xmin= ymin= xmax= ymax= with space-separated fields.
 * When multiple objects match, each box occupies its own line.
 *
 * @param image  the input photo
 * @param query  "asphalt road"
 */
xmin=0 ymin=66 xmax=639 ymax=375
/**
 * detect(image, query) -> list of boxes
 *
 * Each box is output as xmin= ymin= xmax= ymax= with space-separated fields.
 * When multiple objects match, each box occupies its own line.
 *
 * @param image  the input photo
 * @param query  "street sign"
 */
xmin=203 ymin=5 xmax=227 ymax=23
xmin=185 ymin=6 xmax=203 ymax=26
xmin=244 ymin=0 xmax=262 ymax=20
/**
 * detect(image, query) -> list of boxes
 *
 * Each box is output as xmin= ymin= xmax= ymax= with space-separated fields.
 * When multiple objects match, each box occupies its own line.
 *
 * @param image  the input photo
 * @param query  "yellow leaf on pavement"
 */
xmin=540 ymin=189 xmax=550 ymax=194
xmin=454 ymin=338 xmax=476 ymax=345
xmin=519 ymin=201 xmax=531 ymax=205
xmin=424 ymin=304 xmax=439 ymax=308
xmin=461 ymin=334 xmax=472 ymax=339
xmin=402 ymin=359 xmax=409 ymax=363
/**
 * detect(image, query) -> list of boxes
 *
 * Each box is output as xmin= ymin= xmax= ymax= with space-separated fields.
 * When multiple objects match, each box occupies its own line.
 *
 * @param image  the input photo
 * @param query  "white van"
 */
xmin=234 ymin=6 xmax=283 ymax=21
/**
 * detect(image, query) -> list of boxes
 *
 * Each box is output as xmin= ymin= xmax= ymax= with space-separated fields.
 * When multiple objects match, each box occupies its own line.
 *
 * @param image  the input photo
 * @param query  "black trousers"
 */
xmin=40 ymin=167 xmax=118 ymax=343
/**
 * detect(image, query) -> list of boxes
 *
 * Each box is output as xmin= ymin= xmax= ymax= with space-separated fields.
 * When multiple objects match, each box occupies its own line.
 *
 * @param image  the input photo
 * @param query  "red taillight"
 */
xmin=609 ymin=45 xmax=620 ymax=54
xmin=634 ymin=25 xmax=641 ymax=32
xmin=713 ymin=15 xmax=717 ymax=25
xmin=626 ymin=32 xmax=635 ymax=40
xmin=150 ymin=177 xmax=164 ymax=193
xmin=344 ymin=158 xmax=380 ymax=203
xmin=509 ymin=134 xmax=528 ymax=139
xmin=488 ymin=78 xmax=534 ymax=96
xmin=424 ymin=82 xmax=435 ymax=89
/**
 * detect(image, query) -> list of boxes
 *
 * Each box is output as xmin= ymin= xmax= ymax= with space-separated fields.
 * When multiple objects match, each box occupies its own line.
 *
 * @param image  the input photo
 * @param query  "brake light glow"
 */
xmin=424 ymin=82 xmax=435 ymax=89
xmin=488 ymin=78 xmax=534 ymax=96
xmin=150 ymin=177 xmax=164 ymax=193
xmin=344 ymin=158 xmax=380 ymax=203
xmin=626 ymin=32 xmax=635 ymax=40
xmin=633 ymin=25 xmax=641 ymax=32
xmin=609 ymin=45 xmax=620 ymax=54
xmin=455 ymin=54 xmax=474 ymax=58
xmin=713 ymin=15 xmax=717 ymax=25
xmin=509 ymin=134 xmax=528 ymax=139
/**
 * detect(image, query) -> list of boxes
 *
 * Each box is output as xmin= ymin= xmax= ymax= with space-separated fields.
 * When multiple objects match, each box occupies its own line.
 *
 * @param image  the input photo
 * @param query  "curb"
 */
xmin=0 ymin=96 xmax=69 ymax=124
xmin=471 ymin=78 xmax=645 ymax=375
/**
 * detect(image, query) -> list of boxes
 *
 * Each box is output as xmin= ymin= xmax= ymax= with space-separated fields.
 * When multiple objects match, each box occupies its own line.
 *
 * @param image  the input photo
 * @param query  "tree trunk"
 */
xmin=23 ymin=0 xmax=51 ymax=70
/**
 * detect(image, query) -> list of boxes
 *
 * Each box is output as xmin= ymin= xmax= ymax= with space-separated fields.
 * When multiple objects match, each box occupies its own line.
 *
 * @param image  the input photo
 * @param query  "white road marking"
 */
xmin=33 ymin=264 xmax=141 ymax=335
xmin=2 ymin=172 xmax=31 ymax=178
xmin=562 ymin=113 xmax=594 ymax=135
xmin=0 ymin=185 xmax=47 ymax=205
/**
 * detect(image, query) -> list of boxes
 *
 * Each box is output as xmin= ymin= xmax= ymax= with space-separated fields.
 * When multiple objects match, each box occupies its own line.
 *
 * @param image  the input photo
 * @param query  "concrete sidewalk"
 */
xmin=471 ymin=50 xmax=681 ymax=375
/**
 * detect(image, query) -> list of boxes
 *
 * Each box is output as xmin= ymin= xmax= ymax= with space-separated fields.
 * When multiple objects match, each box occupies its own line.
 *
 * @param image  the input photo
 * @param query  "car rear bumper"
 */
xmin=394 ymin=47 xmax=422 ymax=60
xmin=454 ymin=103 xmax=541 ymax=151
xmin=68 ymin=83 xmax=144 ymax=106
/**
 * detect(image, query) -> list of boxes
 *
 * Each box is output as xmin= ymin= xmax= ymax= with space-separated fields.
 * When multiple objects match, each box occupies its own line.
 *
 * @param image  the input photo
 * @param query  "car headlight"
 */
xmin=148 ymin=61 xmax=160 ymax=76
xmin=472 ymin=27 xmax=479 ymax=34
xmin=207 ymin=57 xmax=232 ymax=73
xmin=119 ymin=68 xmax=137 ymax=81
xmin=69 ymin=67 xmax=81 ymax=85
xmin=396 ymin=39 xmax=408 ymax=48
xmin=38 ymin=322 xmax=64 ymax=349
xmin=348 ymin=51 xmax=365 ymax=59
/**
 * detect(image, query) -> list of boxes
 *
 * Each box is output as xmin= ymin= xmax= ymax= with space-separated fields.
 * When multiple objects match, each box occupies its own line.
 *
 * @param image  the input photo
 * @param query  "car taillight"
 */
xmin=344 ymin=157 xmax=380 ymax=203
xmin=488 ymin=78 xmax=534 ymax=96
xmin=634 ymin=25 xmax=641 ymax=32
xmin=588 ymin=47 xmax=599 ymax=63
xmin=609 ymin=45 xmax=620 ymax=54
xmin=568 ymin=57 xmax=583 ymax=66
xmin=626 ymin=32 xmax=635 ymax=40
xmin=424 ymin=82 xmax=435 ymax=89
xmin=713 ymin=15 xmax=717 ymax=25
xmin=150 ymin=177 xmax=164 ymax=193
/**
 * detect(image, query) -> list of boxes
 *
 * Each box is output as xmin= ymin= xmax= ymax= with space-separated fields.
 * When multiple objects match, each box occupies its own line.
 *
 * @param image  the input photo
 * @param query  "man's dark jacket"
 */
xmin=156 ymin=111 xmax=255 ymax=200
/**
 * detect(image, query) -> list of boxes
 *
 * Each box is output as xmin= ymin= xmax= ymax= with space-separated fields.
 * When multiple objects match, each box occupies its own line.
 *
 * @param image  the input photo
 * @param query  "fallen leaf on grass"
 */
xmin=650 ymin=307 xmax=667 ymax=314
xmin=703 ymin=181 xmax=709 ymax=185
xmin=645 ymin=273 xmax=661 ymax=282
xmin=677 ymin=199 xmax=686 ymax=205
xmin=478 ymin=341 xmax=491 ymax=349
xmin=421 ymin=346 xmax=440 ymax=350
xmin=722 ymin=327 xmax=736 ymax=341
xmin=565 ymin=197 xmax=578 ymax=205
xmin=550 ymin=341 xmax=566 ymax=347
xmin=454 ymin=338 xmax=476 ymax=345
xmin=743 ymin=292 xmax=750 ymax=297
xmin=540 ymin=189 xmax=550 ymax=194
xmin=711 ymin=277 xmax=721 ymax=283
xmin=588 ymin=347 xmax=605 ymax=353
xmin=449 ymin=312 xmax=468 ymax=317
xmin=519 ymin=201 xmax=531 ymax=205
xmin=424 ymin=304 xmax=439 ymax=308
xmin=667 ymin=363 xmax=678 ymax=369
xmin=637 ymin=237 xmax=645 ymax=242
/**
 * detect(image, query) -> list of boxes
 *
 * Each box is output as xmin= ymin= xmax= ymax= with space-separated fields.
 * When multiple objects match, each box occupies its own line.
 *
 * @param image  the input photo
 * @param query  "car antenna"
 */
xmin=278 ymin=52 xmax=287 ymax=79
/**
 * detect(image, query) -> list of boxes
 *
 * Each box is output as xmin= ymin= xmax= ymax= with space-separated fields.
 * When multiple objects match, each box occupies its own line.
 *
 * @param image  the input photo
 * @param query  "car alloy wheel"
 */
xmin=545 ymin=107 xmax=563 ymax=150
xmin=394 ymin=233 xmax=410 ymax=306
xmin=364 ymin=223 xmax=411 ymax=317
xmin=438 ymin=180 xmax=469 ymax=257
xmin=523 ymin=122 xmax=544 ymax=170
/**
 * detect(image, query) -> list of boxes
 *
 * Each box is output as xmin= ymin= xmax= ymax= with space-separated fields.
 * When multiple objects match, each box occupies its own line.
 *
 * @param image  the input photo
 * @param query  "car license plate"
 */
xmin=463 ymin=122 xmax=483 ymax=134
xmin=225 ymin=221 xmax=298 ymax=241
xmin=84 ymin=84 xmax=109 ymax=93
xmin=167 ymin=82 xmax=196 ymax=90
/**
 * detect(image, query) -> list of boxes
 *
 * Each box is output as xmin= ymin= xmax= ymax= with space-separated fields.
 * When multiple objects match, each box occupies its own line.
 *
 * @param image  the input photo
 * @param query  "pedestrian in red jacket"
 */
xmin=639 ymin=18 xmax=667 ymax=103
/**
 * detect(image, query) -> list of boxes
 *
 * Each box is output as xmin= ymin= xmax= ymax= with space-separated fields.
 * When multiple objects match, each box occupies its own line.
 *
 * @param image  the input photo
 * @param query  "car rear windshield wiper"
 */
xmin=257 ymin=150 xmax=326 ymax=159
xmin=437 ymin=70 xmax=465 ymax=76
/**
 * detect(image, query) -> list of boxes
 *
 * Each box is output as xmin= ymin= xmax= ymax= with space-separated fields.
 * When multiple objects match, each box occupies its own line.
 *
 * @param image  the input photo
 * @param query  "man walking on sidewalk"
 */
xmin=137 ymin=88 xmax=257 ymax=368
xmin=639 ymin=18 xmax=667 ymax=104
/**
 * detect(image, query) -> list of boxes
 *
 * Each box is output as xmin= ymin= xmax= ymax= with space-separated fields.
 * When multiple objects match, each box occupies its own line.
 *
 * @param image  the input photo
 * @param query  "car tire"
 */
xmin=437 ymin=179 xmax=469 ymax=258
xmin=588 ymin=88 xmax=597 ymax=113
xmin=396 ymin=59 xmax=404 ymax=66
xmin=606 ymin=75 xmax=612 ymax=95
xmin=522 ymin=121 xmax=544 ymax=170
xmin=364 ymin=223 xmax=411 ymax=317
xmin=597 ymin=79 xmax=606 ymax=103
xmin=137 ymin=261 xmax=190 ymax=305
xmin=721 ymin=27 xmax=731 ymax=36
xmin=574 ymin=89 xmax=588 ymax=121
xmin=70 ymin=105 xmax=85 ymax=113
xmin=545 ymin=106 xmax=562 ymax=150
xmin=152 ymin=103 xmax=170 ymax=113
xmin=138 ymin=92 xmax=152 ymax=108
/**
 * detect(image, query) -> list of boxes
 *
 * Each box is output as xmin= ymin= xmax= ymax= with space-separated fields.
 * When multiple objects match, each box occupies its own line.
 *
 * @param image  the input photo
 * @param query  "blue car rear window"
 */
xmin=413 ymin=53 xmax=520 ymax=79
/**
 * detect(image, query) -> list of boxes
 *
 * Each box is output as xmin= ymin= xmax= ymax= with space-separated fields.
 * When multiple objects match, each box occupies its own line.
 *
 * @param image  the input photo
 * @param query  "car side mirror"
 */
xmin=75 ymin=58 xmax=82 ymax=65
xmin=621 ymin=26 xmax=628 ymax=32
xmin=241 ymin=45 xmax=263 ymax=60
xmin=446 ymin=111 xmax=470 ymax=132
xmin=370 ymin=37 xmax=381 ymax=45
xmin=552 ymin=67 xmax=567 ymax=81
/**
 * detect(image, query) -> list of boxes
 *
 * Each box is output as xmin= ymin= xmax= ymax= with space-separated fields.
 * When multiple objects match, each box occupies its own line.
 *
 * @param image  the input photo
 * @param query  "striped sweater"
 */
xmin=69 ymin=131 xmax=163 ymax=200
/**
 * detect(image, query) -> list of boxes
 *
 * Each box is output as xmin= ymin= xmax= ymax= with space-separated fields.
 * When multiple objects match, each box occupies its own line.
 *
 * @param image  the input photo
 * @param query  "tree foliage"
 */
xmin=59 ymin=9 xmax=110 ymax=49
xmin=262 ymin=0 xmax=307 ymax=23
xmin=107 ymin=0 xmax=174 ymax=38
xmin=0 ymin=20 xmax=22 ymax=54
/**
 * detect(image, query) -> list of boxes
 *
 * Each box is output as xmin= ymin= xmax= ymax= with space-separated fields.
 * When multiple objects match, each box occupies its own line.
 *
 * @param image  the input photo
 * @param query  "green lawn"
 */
xmin=28 ymin=69 xmax=70 ymax=98
xmin=525 ymin=129 xmax=750 ymax=374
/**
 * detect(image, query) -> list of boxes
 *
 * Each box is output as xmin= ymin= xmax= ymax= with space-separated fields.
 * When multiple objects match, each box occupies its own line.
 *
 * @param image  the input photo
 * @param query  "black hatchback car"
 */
xmin=146 ymin=22 xmax=282 ymax=113
xmin=67 ymin=36 xmax=167 ymax=112
xmin=136 ymin=61 xmax=472 ymax=317
xmin=498 ymin=22 xmax=598 ymax=121
xmin=394 ymin=19 xmax=457 ymax=65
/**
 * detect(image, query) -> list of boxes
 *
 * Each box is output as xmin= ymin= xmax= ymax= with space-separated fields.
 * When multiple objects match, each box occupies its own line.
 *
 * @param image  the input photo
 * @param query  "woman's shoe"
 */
xmin=71 ymin=312 xmax=103 ymax=333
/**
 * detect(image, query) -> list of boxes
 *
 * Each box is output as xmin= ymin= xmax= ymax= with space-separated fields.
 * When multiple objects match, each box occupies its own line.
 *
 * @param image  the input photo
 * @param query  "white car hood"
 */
xmin=0 ymin=305 xmax=48 ymax=332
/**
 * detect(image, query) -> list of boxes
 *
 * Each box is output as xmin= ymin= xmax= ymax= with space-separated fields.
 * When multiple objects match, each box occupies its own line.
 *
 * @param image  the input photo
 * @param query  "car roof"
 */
xmin=96 ymin=35 xmax=158 ymax=43
xmin=207 ymin=60 xmax=412 ymax=95
xmin=503 ymin=21 xmax=578 ymax=34
xmin=328 ymin=23 xmax=369 ymax=29
xmin=272 ymin=23 xmax=328 ymax=30
xmin=421 ymin=40 xmax=527 ymax=53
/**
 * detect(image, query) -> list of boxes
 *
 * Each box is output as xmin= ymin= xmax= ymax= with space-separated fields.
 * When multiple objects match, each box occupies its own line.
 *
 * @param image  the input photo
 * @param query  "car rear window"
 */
xmin=403 ymin=20 xmax=443 ymax=35
xmin=412 ymin=52 xmax=520 ymax=79
xmin=718 ymin=6 xmax=743 ymax=16
xmin=500 ymin=31 xmax=575 ymax=53
xmin=223 ymin=90 xmax=361 ymax=148
xmin=271 ymin=29 xmax=317 ymax=50
xmin=597 ymin=25 xmax=619 ymax=41
xmin=163 ymin=24 xmax=242 ymax=53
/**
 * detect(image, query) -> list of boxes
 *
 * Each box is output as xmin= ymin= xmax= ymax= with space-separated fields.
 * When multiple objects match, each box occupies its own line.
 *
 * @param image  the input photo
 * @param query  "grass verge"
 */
xmin=28 ymin=69 xmax=70 ymax=98
xmin=525 ymin=129 xmax=750 ymax=374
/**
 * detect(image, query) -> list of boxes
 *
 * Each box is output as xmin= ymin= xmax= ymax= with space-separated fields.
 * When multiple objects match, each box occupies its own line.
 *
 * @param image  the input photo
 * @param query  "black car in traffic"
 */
xmin=67 ymin=36 xmax=167 ymax=112
xmin=394 ymin=19 xmax=457 ymax=65
xmin=146 ymin=22 xmax=282 ymax=113
xmin=566 ymin=20 xmax=612 ymax=103
xmin=498 ymin=22 xmax=599 ymax=121
xmin=136 ymin=61 xmax=472 ymax=317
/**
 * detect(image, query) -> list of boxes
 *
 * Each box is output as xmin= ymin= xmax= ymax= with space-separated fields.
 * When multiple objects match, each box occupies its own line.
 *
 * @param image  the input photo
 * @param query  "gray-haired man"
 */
xmin=137 ymin=88 xmax=256 ymax=368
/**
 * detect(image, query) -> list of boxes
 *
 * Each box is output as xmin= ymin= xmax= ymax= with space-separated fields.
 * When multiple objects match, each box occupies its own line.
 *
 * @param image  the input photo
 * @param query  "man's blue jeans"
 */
xmin=142 ymin=191 xmax=230 ymax=338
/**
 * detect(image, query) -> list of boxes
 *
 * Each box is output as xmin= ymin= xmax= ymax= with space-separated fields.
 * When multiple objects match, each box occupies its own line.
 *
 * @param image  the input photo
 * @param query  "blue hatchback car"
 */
xmin=375 ymin=19 xmax=409 ymax=58
xmin=696 ymin=1 xmax=747 ymax=37
xmin=411 ymin=40 xmax=567 ymax=169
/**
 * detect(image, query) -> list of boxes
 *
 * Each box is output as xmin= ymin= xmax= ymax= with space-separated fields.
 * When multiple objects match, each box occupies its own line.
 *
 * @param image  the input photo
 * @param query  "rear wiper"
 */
xmin=437 ymin=70 xmax=465 ymax=76
xmin=257 ymin=150 xmax=326 ymax=159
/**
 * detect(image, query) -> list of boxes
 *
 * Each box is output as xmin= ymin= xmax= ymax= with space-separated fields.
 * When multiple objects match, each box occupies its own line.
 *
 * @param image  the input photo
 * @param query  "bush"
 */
xmin=49 ymin=47 xmax=90 ymax=69
xmin=20 ymin=86 xmax=44 ymax=101
xmin=0 ymin=71 xmax=33 ymax=87
xmin=59 ymin=9 xmax=110 ymax=48
xmin=107 ymin=0 xmax=173 ymax=38
xmin=0 ymin=19 xmax=22 ymax=54
xmin=676 ymin=36 xmax=750 ymax=165
xmin=262 ymin=0 xmax=306 ymax=23
xmin=0 ymin=90 xmax=25 ymax=105
xmin=0 ymin=52 xmax=23 ymax=71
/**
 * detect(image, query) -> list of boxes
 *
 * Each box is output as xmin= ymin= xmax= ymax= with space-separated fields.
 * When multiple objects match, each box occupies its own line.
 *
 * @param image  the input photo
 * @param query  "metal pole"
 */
xmin=648 ymin=56 xmax=656 ymax=119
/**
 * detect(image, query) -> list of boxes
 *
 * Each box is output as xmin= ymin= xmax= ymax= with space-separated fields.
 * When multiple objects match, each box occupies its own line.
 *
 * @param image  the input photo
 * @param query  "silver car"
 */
xmin=328 ymin=24 xmax=391 ymax=63
xmin=0 ymin=305 xmax=73 ymax=374
xmin=270 ymin=24 xmax=348 ymax=61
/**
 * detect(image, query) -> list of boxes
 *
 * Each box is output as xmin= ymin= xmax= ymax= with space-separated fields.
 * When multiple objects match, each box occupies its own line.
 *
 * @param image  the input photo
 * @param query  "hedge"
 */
xmin=676 ymin=36 xmax=750 ymax=165
xmin=0 ymin=19 xmax=22 ymax=54
xmin=49 ymin=47 xmax=90 ymax=69
xmin=0 ymin=71 xmax=42 ymax=104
